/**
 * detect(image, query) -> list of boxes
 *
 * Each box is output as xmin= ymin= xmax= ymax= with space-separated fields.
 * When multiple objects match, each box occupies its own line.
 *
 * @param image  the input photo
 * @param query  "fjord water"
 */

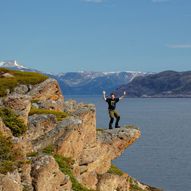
xmin=65 ymin=96 xmax=191 ymax=191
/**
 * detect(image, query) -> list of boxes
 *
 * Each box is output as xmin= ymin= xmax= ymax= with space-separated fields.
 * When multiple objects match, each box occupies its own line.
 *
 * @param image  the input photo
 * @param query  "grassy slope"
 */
xmin=0 ymin=68 xmax=48 ymax=97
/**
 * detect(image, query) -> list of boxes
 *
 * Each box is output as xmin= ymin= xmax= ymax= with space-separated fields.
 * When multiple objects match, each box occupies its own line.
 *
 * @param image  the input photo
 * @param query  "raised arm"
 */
xmin=102 ymin=90 xmax=107 ymax=101
xmin=119 ymin=91 xmax=127 ymax=100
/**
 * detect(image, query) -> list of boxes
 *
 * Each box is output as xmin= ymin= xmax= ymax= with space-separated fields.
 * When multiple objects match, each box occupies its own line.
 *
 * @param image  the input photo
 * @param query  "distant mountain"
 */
xmin=0 ymin=60 xmax=40 ymax=72
xmin=54 ymin=71 xmax=150 ymax=95
xmin=0 ymin=60 xmax=150 ymax=95
xmin=116 ymin=71 xmax=191 ymax=97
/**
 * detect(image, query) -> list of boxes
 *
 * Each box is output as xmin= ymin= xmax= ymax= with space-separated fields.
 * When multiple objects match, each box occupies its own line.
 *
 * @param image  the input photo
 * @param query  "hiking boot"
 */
xmin=115 ymin=126 xmax=120 ymax=128
xmin=109 ymin=126 xmax=113 ymax=129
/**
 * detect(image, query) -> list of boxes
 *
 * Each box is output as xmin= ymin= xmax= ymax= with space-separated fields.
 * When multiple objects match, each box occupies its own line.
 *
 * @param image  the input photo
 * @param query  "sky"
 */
xmin=0 ymin=0 xmax=191 ymax=73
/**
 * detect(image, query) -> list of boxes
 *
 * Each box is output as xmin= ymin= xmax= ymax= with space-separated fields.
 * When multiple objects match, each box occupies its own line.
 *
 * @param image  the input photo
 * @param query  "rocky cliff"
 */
xmin=0 ymin=69 xmax=161 ymax=191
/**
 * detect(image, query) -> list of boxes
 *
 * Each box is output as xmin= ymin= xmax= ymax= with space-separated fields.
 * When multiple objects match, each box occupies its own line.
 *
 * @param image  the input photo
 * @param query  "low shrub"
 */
xmin=107 ymin=164 xmax=124 ymax=176
xmin=0 ymin=107 xmax=27 ymax=137
xmin=0 ymin=132 xmax=23 ymax=174
xmin=54 ymin=154 xmax=94 ymax=191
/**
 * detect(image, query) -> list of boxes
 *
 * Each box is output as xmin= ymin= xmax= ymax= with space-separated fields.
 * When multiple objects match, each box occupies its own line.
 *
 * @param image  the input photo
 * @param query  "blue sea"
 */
xmin=65 ymin=96 xmax=191 ymax=191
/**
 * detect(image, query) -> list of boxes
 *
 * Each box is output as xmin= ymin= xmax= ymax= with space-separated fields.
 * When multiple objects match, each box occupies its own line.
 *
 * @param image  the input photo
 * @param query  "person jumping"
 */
xmin=103 ymin=91 xmax=126 ymax=129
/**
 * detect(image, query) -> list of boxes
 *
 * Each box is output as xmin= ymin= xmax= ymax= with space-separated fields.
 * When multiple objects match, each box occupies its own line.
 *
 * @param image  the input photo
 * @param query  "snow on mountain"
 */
xmin=0 ymin=60 xmax=151 ymax=95
xmin=0 ymin=60 xmax=27 ymax=70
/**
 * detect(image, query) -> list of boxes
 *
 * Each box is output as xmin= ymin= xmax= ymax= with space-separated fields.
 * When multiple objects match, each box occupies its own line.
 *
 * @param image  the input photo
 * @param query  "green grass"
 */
xmin=107 ymin=164 xmax=124 ymax=176
xmin=26 ymin=152 xmax=39 ymax=158
xmin=54 ymin=154 xmax=94 ymax=191
xmin=29 ymin=108 xmax=68 ymax=121
xmin=96 ymin=128 xmax=104 ymax=132
xmin=0 ymin=107 xmax=27 ymax=137
xmin=0 ymin=132 xmax=23 ymax=174
xmin=129 ymin=177 xmax=145 ymax=191
xmin=42 ymin=145 xmax=55 ymax=155
xmin=0 ymin=67 xmax=48 ymax=97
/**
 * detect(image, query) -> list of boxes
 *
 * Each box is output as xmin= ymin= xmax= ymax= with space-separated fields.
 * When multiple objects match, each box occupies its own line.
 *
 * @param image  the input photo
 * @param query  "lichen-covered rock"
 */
xmin=0 ymin=170 xmax=22 ymax=191
xmin=97 ymin=127 xmax=141 ymax=160
xmin=97 ymin=173 xmax=129 ymax=191
xmin=56 ymin=105 xmax=96 ymax=159
xmin=2 ymin=94 xmax=31 ymax=125
xmin=27 ymin=114 xmax=57 ymax=140
xmin=63 ymin=99 xmax=78 ymax=113
xmin=20 ymin=163 xmax=33 ymax=191
xmin=31 ymin=117 xmax=82 ymax=152
xmin=31 ymin=155 xmax=72 ymax=191
xmin=14 ymin=84 xmax=30 ymax=95
xmin=28 ymin=78 xmax=64 ymax=111
xmin=76 ymin=127 xmax=140 ymax=189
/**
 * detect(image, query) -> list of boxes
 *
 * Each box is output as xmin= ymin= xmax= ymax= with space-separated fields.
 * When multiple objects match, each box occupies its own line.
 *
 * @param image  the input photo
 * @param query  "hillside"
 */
xmin=0 ymin=68 xmax=161 ymax=191
xmin=117 ymin=71 xmax=191 ymax=97
xmin=0 ymin=60 xmax=149 ymax=95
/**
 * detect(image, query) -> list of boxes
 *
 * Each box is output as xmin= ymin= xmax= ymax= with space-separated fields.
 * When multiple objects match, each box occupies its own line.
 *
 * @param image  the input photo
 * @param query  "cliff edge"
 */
xmin=0 ymin=69 xmax=162 ymax=191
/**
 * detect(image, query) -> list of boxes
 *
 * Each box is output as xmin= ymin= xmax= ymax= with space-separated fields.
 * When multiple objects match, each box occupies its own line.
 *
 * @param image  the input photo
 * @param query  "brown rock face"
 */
xmin=97 ymin=173 xmax=129 ymax=191
xmin=2 ymin=94 xmax=31 ymax=125
xmin=31 ymin=155 xmax=72 ymax=191
xmin=0 ymin=76 xmax=160 ymax=191
xmin=28 ymin=78 xmax=64 ymax=111
xmin=76 ymin=127 xmax=140 ymax=189
xmin=56 ymin=105 xmax=96 ymax=159
xmin=0 ymin=171 xmax=22 ymax=191
xmin=27 ymin=114 xmax=57 ymax=140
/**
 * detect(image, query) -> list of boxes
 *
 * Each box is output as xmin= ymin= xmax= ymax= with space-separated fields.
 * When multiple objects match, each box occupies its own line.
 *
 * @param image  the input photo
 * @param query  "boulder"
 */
xmin=97 ymin=173 xmax=129 ymax=191
xmin=56 ymin=105 xmax=96 ymax=159
xmin=0 ymin=170 xmax=22 ymax=191
xmin=27 ymin=114 xmax=57 ymax=140
xmin=28 ymin=78 xmax=64 ymax=111
xmin=2 ymin=94 xmax=31 ymax=125
xmin=14 ymin=85 xmax=30 ymax=95
xmin=31 ymin=155 xmax=72 ymax=191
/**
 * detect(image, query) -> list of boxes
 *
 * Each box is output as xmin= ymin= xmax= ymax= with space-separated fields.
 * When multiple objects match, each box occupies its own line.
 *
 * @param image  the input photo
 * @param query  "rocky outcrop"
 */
xmin=97 ymin=173 xmax=129 ymax=191
xmin=2 ymin=94 xmax=31 ymax=125
xmin=28 ymin=78 xmax=64 ymax=111
xmin=31 ymin=155 xmax=72 ymax=191
xmin=0 ymin=170 xmax=22 ymax=191
xmin=0 ymin=75 xmax=161 ymax=191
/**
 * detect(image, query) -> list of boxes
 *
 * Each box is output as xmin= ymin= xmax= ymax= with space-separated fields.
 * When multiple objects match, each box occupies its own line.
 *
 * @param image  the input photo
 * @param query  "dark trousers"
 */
xmin=108 ymin=109 xmax=120 ymax=129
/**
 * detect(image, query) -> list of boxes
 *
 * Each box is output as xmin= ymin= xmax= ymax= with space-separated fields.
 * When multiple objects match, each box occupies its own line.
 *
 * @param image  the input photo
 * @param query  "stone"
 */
xmin=56 ymin=105 xmax=96 ymax=159
xmin=31 ymin=117 xmax=82 ymax=152
xmin=2 ymin=94 xmax=31 ymax=125
xmin=1 ymin=73 xmax=14 ymax=78
xmin=63 ymin=99 xmax=78 ymax=113
xmin=28 ymin=78 xmax=64 ymax=111
xmin=0 ymin=170 xmax=22 ymax=191
xmin=27 ymin=114 xmax=57 ymax=141
xmin=97 ymin=173 xmax=129 ymax=191
xmin=14 ymin=85 xmax=29 ymax=95
xmin=20 ymin=163 xmax=33 ymax=191
xmin=31 ymin=155 xmax=72 ymax=191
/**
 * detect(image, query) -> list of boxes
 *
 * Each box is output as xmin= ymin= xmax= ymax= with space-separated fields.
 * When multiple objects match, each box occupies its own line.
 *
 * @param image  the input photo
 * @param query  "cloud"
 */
xmin=152 ymin=0 xmax=170 ymax=3
xmin=166 ymin=44 xmax=191 ymax=49
xmin=82 ymin=0 xmax=105 ymax=3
